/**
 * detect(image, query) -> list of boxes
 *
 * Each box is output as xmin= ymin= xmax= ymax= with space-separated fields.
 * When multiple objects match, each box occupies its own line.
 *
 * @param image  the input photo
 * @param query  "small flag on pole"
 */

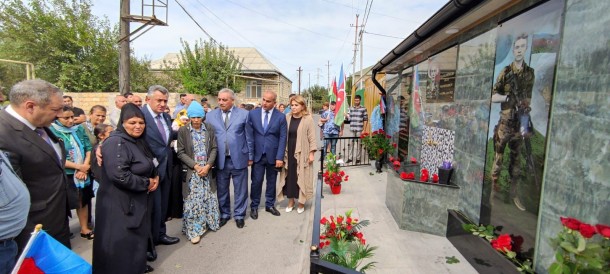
xmin=13 ymin=225 xmax=91 ymax=274
xmin=334 ymin=65 xmax=348 ymax=126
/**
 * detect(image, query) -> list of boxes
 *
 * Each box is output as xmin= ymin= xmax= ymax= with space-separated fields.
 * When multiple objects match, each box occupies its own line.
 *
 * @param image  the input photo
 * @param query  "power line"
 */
xmin=363 ymin=30 xmax=403 ymax=39
xmin=174 ymin=0 xmax=216 ymax=43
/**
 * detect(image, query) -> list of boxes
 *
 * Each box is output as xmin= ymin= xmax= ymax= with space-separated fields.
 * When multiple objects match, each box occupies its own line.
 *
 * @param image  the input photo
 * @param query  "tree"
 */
xmin=177 ymin=38 xmax=243 ymax=96
xmin=302 ymin=85 xmax=327 ymax=112
xmin=0 ymin=0 xmax=158 ymax=92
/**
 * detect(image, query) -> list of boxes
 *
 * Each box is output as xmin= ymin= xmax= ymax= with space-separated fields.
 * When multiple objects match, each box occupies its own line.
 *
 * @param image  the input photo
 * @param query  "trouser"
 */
xmin=0 ymin=239 xmax=17 ymax=274
xmin=151 ymin=174 xmax=170 ymax=242
xmin=323 ymin=133 xmax=339 ymax=156
xmin=492 ymin=118 xmax=522 ymax=197
xmin=348 ymin=131 xmax=362 ymax=160
xmin=216 ymin=157 xmax=249 ymax=220
xmin=250 ymin=156 xmax=279 ymax=209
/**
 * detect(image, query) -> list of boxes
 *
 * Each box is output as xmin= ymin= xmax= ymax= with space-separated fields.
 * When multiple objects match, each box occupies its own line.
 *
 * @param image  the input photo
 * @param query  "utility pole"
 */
xmin=117 ymin=1 xmax=167 ymax=95
xmin=119 ymin=0 xmax=130 ymax=94
xmin=326 ymin=60 xmax=331 ymax=92
xmin=308 ymin=73 xmax=311 ymax=90
xmin=350 ymin=14 xmax=361 ymax=99
xmin=359 ymin=29 xmax=364 ymax=90
xmin=297 ymin=66 xmax=302 ymax=94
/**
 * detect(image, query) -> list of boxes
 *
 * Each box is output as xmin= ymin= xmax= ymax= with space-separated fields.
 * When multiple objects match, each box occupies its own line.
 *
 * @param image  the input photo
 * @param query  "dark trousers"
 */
xmin=0 ymin=240 xmax=17 ymax=274
xmin=216 ymin=157 xmax=248 ymax=220
xmin=151 ymin=175 xmax=170 ymax=242
xmin=250 ymin=157 xmax=278 ymax=209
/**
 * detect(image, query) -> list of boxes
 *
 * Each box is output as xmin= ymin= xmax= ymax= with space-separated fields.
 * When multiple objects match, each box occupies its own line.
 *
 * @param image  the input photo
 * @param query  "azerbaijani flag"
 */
xmin=13 ymin=226 xmax=91 ymax=274
xmin=380 ymin=95 xmax=386 ymax=114
xmin=334 ymin=65 xmax=348 ymax=126
xmin=329 ymin=77 xmax=337 ymax=102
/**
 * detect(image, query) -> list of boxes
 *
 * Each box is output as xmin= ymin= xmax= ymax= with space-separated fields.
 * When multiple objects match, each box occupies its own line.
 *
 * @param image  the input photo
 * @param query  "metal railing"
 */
xmin=319 ymin=136 xmax=371 ymax=172
xmin=309 ymin=173 xmax=361 ymax=274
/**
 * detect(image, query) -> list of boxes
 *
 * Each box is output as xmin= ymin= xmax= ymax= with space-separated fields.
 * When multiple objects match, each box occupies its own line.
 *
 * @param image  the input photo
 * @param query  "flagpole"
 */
xmin=12 ymin=224 xmax=43 ymax=274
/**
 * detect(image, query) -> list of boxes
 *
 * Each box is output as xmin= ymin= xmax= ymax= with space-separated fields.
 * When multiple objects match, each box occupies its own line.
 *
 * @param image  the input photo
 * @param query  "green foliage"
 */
xmin=321 ymin=243 xmax=377 ymax=273
xmin=549 ymin=227 xmax=610 ymax=274
xmin=361 ymin=129 xmax=396 ymax=160
xmin=302 ymin=85 xmax=327 ymax=112
xmin=176 ymin=39 xmax=243 ymax=96
xmin=445 ymin=256 xmax=460 ymax=264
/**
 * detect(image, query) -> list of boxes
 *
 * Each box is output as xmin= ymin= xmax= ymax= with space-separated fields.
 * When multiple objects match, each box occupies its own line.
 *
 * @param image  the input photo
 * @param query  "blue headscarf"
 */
xmin=187 ymin=101 xmax=205 ymax=119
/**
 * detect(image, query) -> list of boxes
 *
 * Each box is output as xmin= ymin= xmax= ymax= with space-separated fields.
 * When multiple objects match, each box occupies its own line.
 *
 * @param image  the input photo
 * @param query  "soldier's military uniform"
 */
xmin=491 ymin=62 xmax=535 ymax=197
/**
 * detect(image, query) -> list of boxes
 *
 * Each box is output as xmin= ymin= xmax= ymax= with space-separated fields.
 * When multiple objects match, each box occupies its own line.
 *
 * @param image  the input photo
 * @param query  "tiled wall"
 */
xmin=534 ymin=0 xmax=610 ymax=271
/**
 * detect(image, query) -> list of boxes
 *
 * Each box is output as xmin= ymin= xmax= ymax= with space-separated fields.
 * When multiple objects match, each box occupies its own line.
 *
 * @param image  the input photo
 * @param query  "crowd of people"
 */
xmin=0 ymin=80 xmax=324 ymax=274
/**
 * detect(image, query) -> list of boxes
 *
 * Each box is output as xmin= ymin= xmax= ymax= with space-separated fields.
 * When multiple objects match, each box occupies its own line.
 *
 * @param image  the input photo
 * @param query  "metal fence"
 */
xmin=309 ymin=173 xmax=361 ymax=274
xmin=319 ymin=136 xmax=371 ymax=172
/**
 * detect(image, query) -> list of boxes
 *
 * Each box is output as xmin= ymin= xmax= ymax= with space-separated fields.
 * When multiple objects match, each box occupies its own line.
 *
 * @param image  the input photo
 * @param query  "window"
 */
xmin=246 ymin=80 xmax=262 ymax=98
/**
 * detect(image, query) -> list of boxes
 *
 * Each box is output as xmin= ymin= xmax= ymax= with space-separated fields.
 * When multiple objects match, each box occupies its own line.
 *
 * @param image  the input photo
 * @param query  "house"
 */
xmin=150 ymin=47 xmax=292 ymax=106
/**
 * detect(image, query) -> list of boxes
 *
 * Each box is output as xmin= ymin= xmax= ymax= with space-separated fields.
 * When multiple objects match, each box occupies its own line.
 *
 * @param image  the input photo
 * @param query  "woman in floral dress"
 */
xmin=176 ymin=102 xmax=220 ymax=244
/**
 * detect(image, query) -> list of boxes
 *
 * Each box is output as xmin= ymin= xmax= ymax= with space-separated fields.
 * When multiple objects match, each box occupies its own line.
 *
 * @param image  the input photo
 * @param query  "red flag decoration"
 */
xmin=334 ymin=64 xmax=348 ymax=126
xmin=328 ymin=77 xmax=338 ymax=101
xmin=14 ymin=226 xmax=91 ymax=274
xmin=380 ymin=95 xmax=386 ymax=114
xmin=410 ymin=65 xmax=424 ymax=128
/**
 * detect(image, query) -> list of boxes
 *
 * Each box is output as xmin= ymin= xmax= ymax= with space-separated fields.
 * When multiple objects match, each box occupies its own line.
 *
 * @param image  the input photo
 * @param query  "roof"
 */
xmin=149 ymin=47 xmax=282 ymax=75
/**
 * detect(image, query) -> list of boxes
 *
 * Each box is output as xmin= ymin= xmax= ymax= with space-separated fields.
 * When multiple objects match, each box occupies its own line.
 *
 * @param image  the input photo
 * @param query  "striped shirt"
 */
xmin=348 ymin=105 xmax=368 ymax=132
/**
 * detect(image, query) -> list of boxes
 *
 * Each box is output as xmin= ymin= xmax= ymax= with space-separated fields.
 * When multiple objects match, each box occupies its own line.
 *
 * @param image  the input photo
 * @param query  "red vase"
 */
xmin=330 ymin=184 xmax=341 ymax=194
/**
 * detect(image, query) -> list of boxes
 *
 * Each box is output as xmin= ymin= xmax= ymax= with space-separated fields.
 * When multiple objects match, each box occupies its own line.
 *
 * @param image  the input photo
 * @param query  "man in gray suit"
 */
xmin=206 ymin=88 xmax=253 ymax=229
xmin=0 ymin=79 xmax=71 ymax=252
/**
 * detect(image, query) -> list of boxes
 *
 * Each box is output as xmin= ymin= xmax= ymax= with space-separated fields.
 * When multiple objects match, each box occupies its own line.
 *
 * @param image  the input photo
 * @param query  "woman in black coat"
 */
xmin=93 ymin=104 xmax=159 ymax=274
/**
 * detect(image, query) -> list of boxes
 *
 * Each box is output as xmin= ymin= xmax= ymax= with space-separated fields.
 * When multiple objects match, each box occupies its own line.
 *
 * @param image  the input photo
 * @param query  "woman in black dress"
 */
xmin=278 ymin=95 xmax=316 ymax=214
xmin=93 ymin=103 xmax=158 ymax=274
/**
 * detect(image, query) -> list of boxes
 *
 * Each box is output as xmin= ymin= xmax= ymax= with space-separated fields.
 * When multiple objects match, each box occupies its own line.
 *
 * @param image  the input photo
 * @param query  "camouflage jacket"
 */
xmin=492 ymin=62 xmax=535 ymax=114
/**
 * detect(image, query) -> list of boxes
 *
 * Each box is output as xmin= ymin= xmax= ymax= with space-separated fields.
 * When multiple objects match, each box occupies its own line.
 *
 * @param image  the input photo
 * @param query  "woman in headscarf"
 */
xmin=176 ymin=101 xmax=220 ymax=244
xmin=93 ymin=103 xmax=158 ymax=274
xmin=49 ymin=106 xmax=94 ymax=239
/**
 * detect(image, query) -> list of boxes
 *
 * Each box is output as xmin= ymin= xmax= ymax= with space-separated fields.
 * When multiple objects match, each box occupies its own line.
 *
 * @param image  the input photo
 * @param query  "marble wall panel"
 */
xmin=535 ymin=0 xmax=610 ymax=271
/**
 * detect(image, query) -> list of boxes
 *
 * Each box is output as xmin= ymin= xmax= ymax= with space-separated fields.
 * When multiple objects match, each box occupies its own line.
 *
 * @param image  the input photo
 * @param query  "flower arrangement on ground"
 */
xmin=323 ymin=152 xmax=349 ymax=188
xmin=463 ymin=223 xmax=534 ymax=273
xmin=549 ymin=217 xmax=609 ymax=274
xmin=319 ymin=209 xmax=377 ymax=272
xmin=360 ymin=129 xmax=397 ymax=160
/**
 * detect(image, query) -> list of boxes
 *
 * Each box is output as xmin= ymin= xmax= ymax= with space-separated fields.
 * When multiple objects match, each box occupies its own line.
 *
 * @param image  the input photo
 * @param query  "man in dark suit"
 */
xmin=142 ymin=85 xmax=180 ymax=245
xmin=248 ymin=91 xmax=286 ymax=219
xmin=206 ymin=88 xmax=253 ymax=229
xmin=0 ymin=79 xmax=71 ymax=252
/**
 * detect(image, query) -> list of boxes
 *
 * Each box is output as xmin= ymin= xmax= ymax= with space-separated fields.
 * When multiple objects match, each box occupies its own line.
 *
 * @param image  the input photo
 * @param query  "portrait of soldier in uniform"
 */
xmin=490 ymin=33 xmax=535 ymax=211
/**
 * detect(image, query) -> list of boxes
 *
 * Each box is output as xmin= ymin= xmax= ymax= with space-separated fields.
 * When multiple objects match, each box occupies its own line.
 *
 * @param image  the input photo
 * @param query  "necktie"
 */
xmin=263 ymin=111 xmax=269 ymax=131
xmin=224 ymin=110 xmax=231 ymax=155
xmin=224 ymin=110 xmax=231 ymax=129
xmin=155 ymin=115 xmax=167 ymax=143
xmin=35 ymin=128 xmax=53 ymax=147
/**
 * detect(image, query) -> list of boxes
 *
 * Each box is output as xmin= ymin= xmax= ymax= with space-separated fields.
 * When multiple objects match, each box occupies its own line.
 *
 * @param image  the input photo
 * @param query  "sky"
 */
xmin=91 ymin=0 xmax=447 ymax=90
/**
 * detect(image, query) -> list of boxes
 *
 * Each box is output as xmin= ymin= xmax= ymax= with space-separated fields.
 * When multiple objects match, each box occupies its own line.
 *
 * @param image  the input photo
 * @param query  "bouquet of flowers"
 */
xmin=319 ymin=209 xmax=377 ymax=272
xmin=549 ymin=217 xmax=610 ymax=274
xmin=360 ymin=129 xmax=397 ymax=160
xmin=323 ymin=153 xmax=348 ymax=187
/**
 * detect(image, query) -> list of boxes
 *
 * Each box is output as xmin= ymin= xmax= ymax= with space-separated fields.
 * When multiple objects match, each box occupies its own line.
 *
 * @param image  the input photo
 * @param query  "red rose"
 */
xmin=393 ymin=160 xmax=401 ymax=167
xmin=320 ymin=217 xmax=328 ymax=225
xmin=344 ymin=175 xmax=349 ymax=181
xmin=560 ymin=217 xmax=582 ymax=230
xmin=337 ymin=216 xmax=343 ymax=224
xmin=378 ymin=148 xmax=384 ymax=154
xmin=578 ymin=223 xmax=597 ymax=238
xmin=389 ymin=156 xmax=395 ymax=162
xmin=410 ymin=157 xmax=417 ymax=163
xmin=406 ymin=172 xmax=415 ymax=179
xmin=421 ymin=174 xmax=429 ymax=182
xmin=320 ymin=242 xmax=325 ymax=248
xmin=596 ymin=224 xmax=610 ymax=238
xmin=491 ymin=234 xmax=512 ymax=252
xmin=432 ymin=174 xmax=439 ymax=183
xmin=400 ymin=172 xmax=408 ymax=180
xmin=392 ymin=143 xmax=397 ymax=148
xmin=346 ymin=217 xmax=352 ymax=224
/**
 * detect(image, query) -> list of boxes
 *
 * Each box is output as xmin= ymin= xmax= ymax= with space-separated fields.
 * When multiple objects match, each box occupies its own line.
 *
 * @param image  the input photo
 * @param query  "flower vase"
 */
xmin=330 ymin=184 xmax=342 ymax=194
xmin=374 ymin=157 xmax=384 ymax=173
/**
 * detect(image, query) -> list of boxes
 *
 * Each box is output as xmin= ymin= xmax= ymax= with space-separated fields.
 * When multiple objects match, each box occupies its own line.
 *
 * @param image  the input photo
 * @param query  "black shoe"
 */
xmin=144 ymin=264 xmax=154 ymax=273
xmin=356 ymin=159 xmax=361 ymax=164
xmin=146 ymin=251 xmax=157 ymax=262
xmin=346 ymin=159 xmax=352 ymax=163
xmin=158 ymin=234 xmax=180 ymax=245
xmin=250 ymin=208 xmax=258 ymax=220
xmin=69 ymin=232 xmax=75 ymax=239
xmin=265 ymin=206 xmax=281 ymax=216
xmin=219 ymin=217 xmax=230 ymax=227
xmin=236 ymin=219 xmax=245 ymax=229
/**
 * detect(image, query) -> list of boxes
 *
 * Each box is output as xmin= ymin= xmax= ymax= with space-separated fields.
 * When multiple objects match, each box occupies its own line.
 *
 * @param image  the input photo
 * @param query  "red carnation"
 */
xmin=578 ymin=223 xmax=597 ymax=238
xmin=389 ymin=156 xmax=395 ymax=162
xmin=344 ymin=175 xmax=349 ymax=181
xmin=410 ymin=157 xmax=417 ymax=163
xmin=393 ymin=160 xmax=401 ymax=167
xmin=320 ymin=242 xmax=325 ymax=248
xmin=595 ymin=224 xmax=610 ymax=238
xmin=560 ymin=217 xmax=582 ymax=230
xmin=392 ymin=143 xmax=397 ymax=148
xmin=320 ymin=217 xmax=328 ymax=225
xmin=378 ymin=148 xmax=384 ymax=155
xmin=491 ymin=234 xmax=512 ymax=252
xmin=406 ymin=172 xmax=415 ymax=179
xmin=432 ymin=174 xmax=439 ymax=183
xmin=400 ymin=172 xmax=409 ymax=180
